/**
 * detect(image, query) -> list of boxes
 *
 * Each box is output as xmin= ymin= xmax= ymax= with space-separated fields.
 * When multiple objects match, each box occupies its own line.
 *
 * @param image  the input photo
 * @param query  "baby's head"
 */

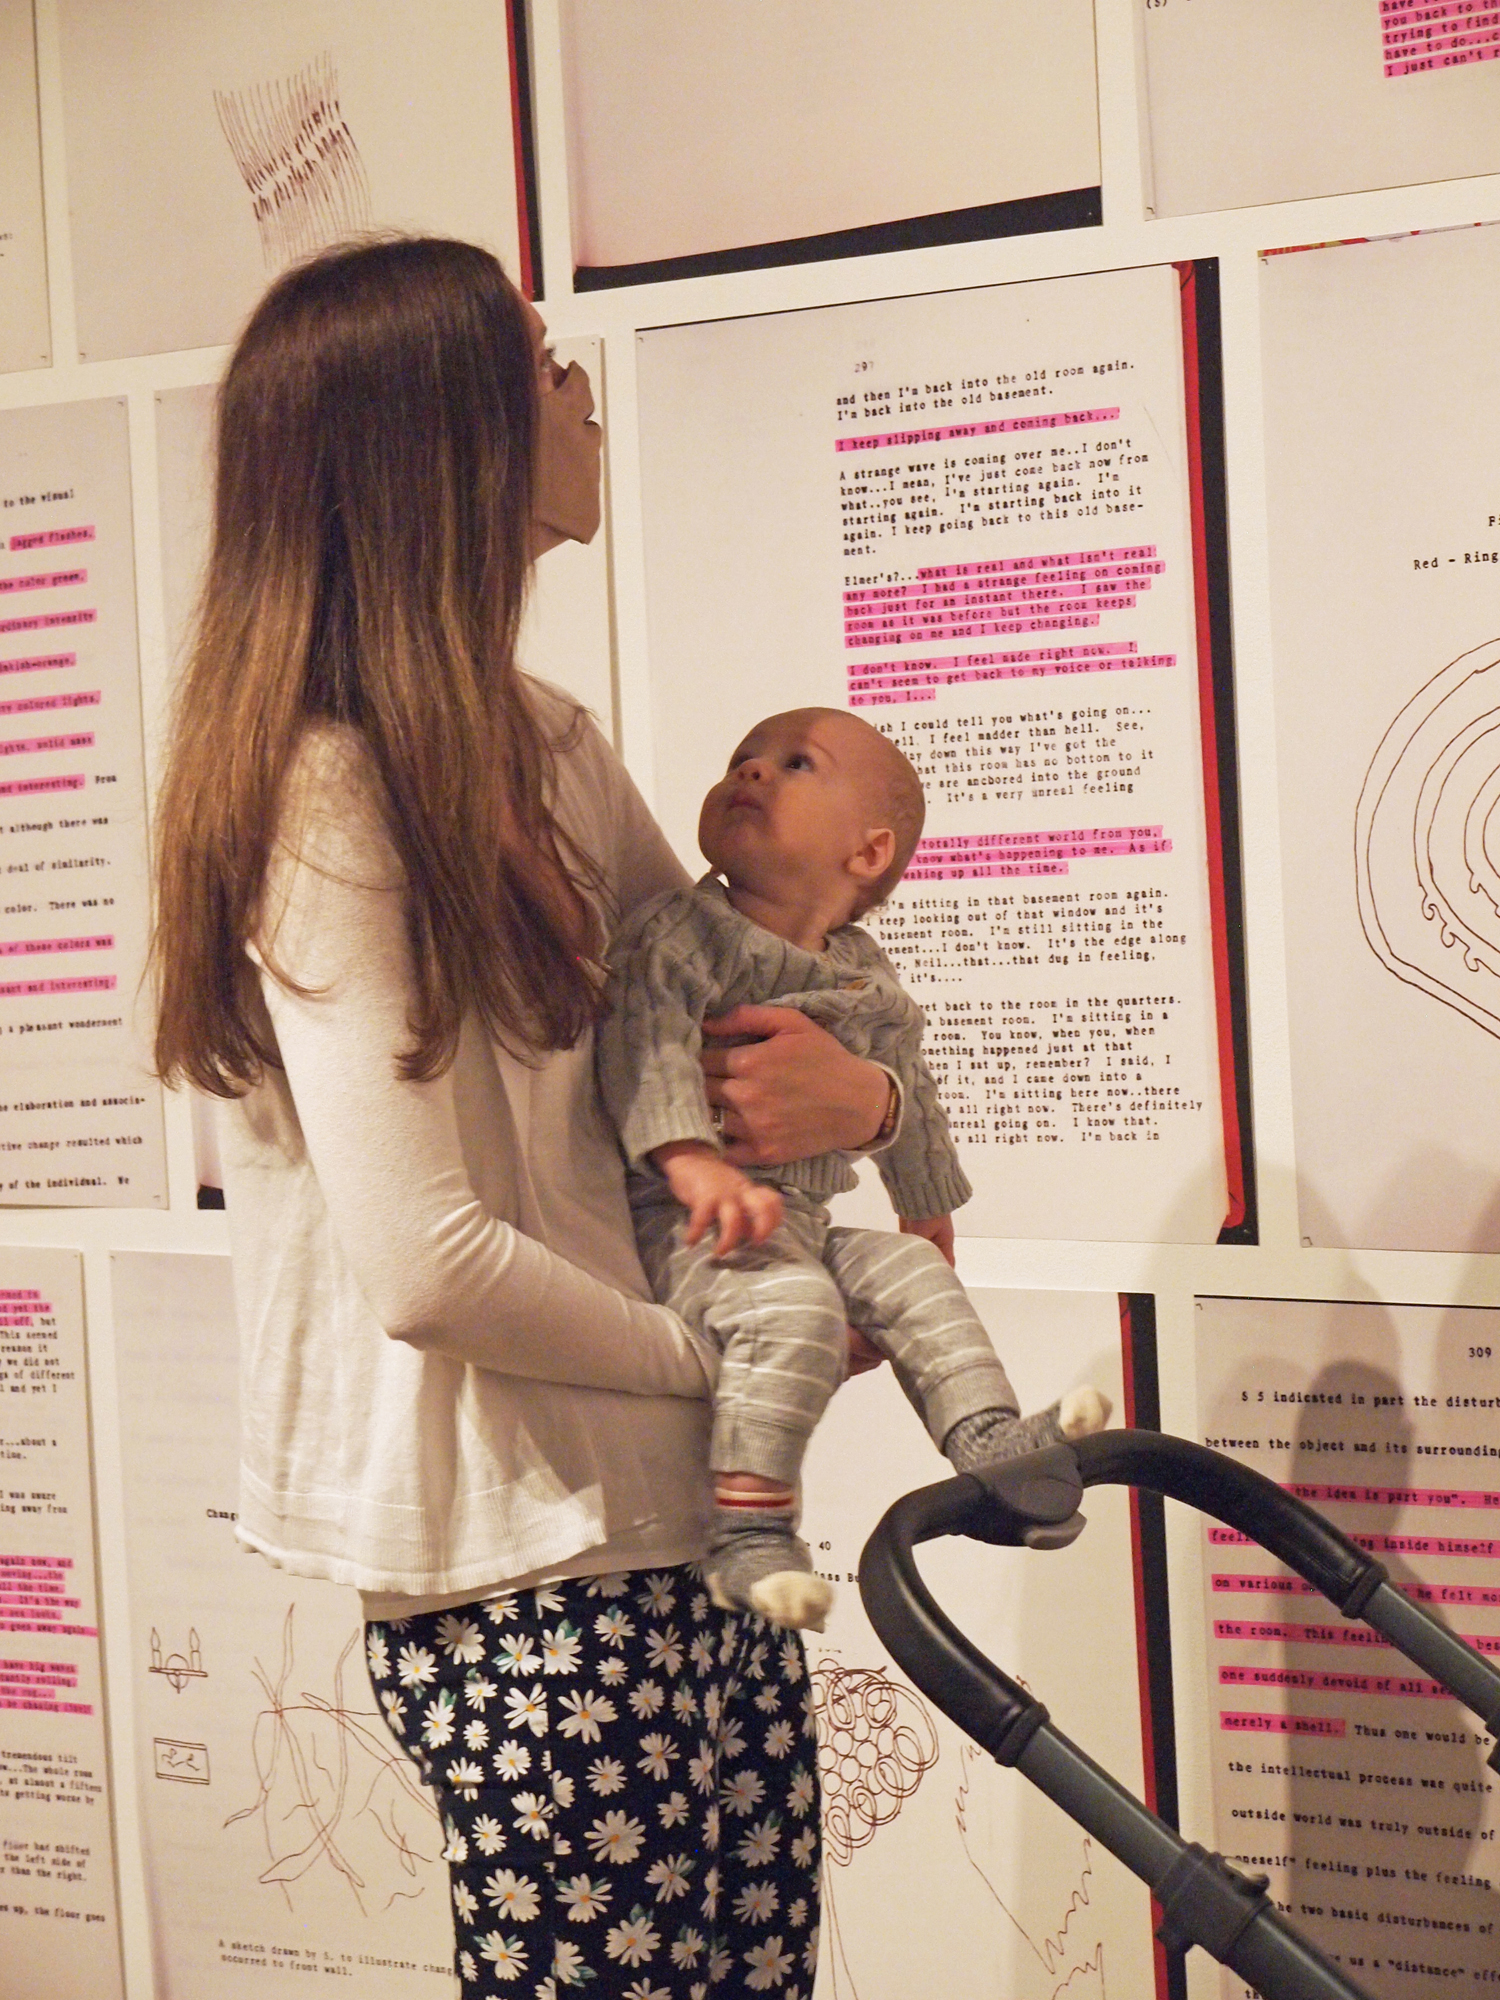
xmin=698 ymin=708 xmax=924 ymax=925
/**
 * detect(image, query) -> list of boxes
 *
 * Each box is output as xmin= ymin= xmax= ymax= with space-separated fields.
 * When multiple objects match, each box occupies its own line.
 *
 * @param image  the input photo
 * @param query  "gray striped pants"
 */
xmin=631 ymin=1187 xmax=1018 ymax=1484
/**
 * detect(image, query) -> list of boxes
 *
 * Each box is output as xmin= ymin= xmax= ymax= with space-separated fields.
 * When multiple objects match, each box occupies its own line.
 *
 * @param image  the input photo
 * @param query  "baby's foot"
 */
xmin=706 ymin=1513 xmax=835 ymax=1631
xmin=943 ymin=1386 xmax=1112 ymax=1474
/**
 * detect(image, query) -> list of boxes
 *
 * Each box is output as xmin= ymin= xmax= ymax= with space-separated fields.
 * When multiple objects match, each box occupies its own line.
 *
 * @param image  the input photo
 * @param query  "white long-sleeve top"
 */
xmin=220 ymin=687 xmax=715 ymax=1602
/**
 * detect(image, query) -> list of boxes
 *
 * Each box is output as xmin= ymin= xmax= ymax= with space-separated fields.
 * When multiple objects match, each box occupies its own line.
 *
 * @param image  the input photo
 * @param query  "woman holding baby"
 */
xmin=149 ymin=237 xmax=905 ymax=2000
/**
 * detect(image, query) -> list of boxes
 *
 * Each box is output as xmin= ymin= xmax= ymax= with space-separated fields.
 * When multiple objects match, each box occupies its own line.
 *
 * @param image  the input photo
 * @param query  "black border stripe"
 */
xmin=511 ymin=0 xmax=544 ymax=298
xmin=574 ymin=186 xmax=1102 ymax=293
xmin=1122 ymin=1293 xmax=1188 ymax=2000
xmin=1187 ymin=261 xmax=1257 ymax=1247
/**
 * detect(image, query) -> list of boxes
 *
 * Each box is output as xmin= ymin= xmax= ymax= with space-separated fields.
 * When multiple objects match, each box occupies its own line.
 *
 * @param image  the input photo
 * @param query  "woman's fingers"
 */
xmin=701 ymin=1006 xmax=890 ymax=1164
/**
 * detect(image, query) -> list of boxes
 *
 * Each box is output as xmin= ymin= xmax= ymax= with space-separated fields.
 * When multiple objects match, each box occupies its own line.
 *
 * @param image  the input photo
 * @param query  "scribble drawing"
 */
xmin=1355 ymin=638 xmax=1500 ymax=1038
xmin=810 ymin=1654 xmax=940 ymax=1998
xmin=154 ymin=1738 xmax=210 ymax=1785
xmin=149 ymin=1625 xmax=206 ymax=1692
xmin=225 ymin=1605 xmax=442 ymax=1915
xmin=956 ymin=1740 xmax=1106 ymax=1998
xmin=214 ymin=51 xmax=372 ymax=270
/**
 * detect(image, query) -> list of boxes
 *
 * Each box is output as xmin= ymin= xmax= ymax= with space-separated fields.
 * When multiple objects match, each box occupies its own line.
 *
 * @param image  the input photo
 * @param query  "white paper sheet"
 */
xmin=1263 ymin=225 xmax=1500 ymax=1252
xmin=1141 ymin=0 xmax=1500 ymax=216
xmin=110 ymin=1252 xmax=454 ymax=1999
xmin=0 ymin=1247 xmax=124 ymax=2000
xmin=0 ymin=398 xmax=166 ymax=1208
xmin=1195 ymin=1296 xmax=1500 ymax=2000
xmin=59 ymin=0 xmax=526 ymax=363
xmin=637 ymin=264 xmax=1229 ymax=1244
xmin=802 ymin=1285 xmax=1154 ymax=1999
xmin=560 ymin=0 xmax=1099 ymax=270
xmin=0 ymin=0 xmax=49 ymax=374
xmin=112 ymin=1251 xmax=1151 ymax=2000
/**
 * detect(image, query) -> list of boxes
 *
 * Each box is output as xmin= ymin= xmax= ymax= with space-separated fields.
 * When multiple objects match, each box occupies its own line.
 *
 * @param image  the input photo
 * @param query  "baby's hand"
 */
xmin=652 ymin=1142 xmax=785 ymax=1257
xmin=900 ymin=1213 xmax=956 ymax=1267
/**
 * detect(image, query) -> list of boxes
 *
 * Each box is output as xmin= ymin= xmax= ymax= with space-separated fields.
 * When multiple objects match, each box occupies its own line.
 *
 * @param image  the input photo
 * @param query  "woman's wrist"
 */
xmin=869 ymin=1071 xmax=900 ymax=1148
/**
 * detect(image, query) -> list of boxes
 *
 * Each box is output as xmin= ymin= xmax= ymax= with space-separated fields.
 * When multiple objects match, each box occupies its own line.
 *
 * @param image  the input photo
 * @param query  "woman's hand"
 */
xmin=700 ymin=1006 xmax=892 ymax=1167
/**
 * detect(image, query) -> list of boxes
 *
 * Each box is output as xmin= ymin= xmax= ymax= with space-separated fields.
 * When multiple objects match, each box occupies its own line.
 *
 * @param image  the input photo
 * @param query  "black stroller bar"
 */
xmin=858 ymin=1430 xmax=1500 ymax=2000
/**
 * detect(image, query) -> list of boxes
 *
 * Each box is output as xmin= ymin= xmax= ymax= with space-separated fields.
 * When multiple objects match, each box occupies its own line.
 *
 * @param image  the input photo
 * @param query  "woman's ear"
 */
xmin=846 ymin=825 xmax=896 ymax=888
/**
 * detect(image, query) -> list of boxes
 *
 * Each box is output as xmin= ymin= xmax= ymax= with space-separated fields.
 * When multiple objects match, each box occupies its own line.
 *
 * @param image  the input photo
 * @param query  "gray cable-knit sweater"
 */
xmin=598 ymin=874 xmax=972 ymax=1221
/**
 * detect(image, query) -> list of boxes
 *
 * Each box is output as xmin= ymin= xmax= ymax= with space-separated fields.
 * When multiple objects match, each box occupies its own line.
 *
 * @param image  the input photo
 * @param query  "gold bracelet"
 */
xmin=873 ymin=1076 xmax=900 ymax=1146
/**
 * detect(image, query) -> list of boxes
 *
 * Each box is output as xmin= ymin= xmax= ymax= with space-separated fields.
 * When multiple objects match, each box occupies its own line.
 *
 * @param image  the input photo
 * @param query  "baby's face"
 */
xmin=698 ymin=710 xmax=888 ymax=902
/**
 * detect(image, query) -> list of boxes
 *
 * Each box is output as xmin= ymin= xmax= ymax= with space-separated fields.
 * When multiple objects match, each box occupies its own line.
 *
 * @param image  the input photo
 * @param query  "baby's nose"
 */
xmin=734 ymin=755 xmax=771 ymax=781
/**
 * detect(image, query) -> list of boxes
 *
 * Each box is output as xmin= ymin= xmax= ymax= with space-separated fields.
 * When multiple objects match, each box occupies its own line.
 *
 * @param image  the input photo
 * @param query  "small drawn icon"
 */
xmin=150 ymin=1627 xmax=206 ymax=1693
xmin=154 ymin=1738 xmax=210 ymax=1785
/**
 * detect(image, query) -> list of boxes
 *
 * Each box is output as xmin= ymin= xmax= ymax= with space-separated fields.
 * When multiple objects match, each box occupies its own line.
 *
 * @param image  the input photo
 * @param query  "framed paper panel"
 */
xmin=0 ymin=398 xmax=166 ymax=1208
xmin=59 ymin=0 xmax=532 ymax=362
xmin=561 ymin=0 xmax=1100 ymax=287
xmin=111 ymin=1252 xmax=454 ymax=1998
xmin=1264 ymin=225 xmax=1500 ymax=1252
xmin=636 ymin=262 xmax=1251 ymax=1245
xmin=1195 ymin=1295 xmax=1500 ymax=1998
xmin=0 ymin=0 xmax=49 ymax=373
xmin=0 ymin=1248 xmax=124 ymax=2000
xmin=1142 ymin=0 xmax=1500 ymax=216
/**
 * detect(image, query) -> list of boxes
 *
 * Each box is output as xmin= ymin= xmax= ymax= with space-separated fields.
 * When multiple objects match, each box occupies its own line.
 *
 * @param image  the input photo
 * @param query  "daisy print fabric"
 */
xmin=365 ymin=1566 xmax=821 ymax=1998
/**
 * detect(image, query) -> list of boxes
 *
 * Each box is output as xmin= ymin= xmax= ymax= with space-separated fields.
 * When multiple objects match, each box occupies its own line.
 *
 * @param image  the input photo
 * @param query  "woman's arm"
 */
xmin=253 ymin=731 xmax=713 ymax=1400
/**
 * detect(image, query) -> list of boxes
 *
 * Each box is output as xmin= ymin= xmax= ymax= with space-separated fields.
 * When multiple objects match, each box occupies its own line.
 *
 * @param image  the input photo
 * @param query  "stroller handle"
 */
xmin=857 ymin=1429 xmax=1500 ymax=2000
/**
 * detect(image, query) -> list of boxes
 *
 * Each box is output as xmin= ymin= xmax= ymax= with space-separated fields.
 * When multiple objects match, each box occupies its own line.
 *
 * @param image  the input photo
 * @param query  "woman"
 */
xmin=152 ymin=236 xmax=894 ymax=2000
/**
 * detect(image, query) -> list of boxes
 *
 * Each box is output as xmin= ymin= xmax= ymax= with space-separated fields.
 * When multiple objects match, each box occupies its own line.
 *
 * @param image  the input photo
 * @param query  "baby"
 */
xmin=598 ymin=707 xmax=1108 ymax=1631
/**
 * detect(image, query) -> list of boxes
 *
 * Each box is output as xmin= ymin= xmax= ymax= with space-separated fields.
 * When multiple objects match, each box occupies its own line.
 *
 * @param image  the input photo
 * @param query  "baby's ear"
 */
xmin=847 ymin=826 xmax=896 ymax=887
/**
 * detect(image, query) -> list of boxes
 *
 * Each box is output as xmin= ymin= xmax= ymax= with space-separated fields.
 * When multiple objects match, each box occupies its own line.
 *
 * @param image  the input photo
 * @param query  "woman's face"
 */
xmin=526 ymin=299 xmax=602 ymax=555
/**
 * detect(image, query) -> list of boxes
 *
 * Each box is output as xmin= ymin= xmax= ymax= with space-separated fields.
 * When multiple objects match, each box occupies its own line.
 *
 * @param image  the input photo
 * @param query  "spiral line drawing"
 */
xmin=810 ymin=1656 xmax=939 ymax=1867
xmin=1355 ymin=639 xmax=1500 ymax=1040
xmin=214 ymin=52 xmax=372 ymax=271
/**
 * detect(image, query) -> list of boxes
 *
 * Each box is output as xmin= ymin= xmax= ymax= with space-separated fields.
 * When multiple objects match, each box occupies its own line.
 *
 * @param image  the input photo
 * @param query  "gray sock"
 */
xmin=707 ymin=1505 xmax=813 ymax=1612
xmin=943 ymin=1401 xmax=1066 ymax=1474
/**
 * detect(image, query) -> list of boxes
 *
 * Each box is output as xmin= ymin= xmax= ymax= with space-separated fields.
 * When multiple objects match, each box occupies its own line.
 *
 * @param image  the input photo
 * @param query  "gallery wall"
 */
xmin=3 ymin=3 xmax=1500 ymax=1998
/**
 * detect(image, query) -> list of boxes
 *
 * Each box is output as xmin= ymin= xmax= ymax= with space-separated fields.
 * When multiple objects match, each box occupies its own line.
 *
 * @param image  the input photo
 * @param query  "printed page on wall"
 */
xmin=1195 ymin=1295 xmax=1500 ymax=1999
xmin=636 ymin=262 xmax=1239 ymax=1244
xmin=801 ymin=1285 xmax=1158 ymax=1999
xmin=112 ymin=1257 xmax=1159 ymax=2000
xmin=110 ymin=1252 xmax=454 ymax=1998
xmin=1263 ymin=224 xmax=1500 ymax=1252
xmin=0 ymin=0 xmax=50 ymax=373
xmin=0 ymin=1247 xmax=124 ymax=2000
xmin=1141 ymin=0 xmax=1500 ymax=216
xmin=0 ymin=397 xmax=166 ymax=1208
xmin=58 ymin=0 xmax=529 ymax=363
xmin=560 ymin=0 xmax=1100 ymax=283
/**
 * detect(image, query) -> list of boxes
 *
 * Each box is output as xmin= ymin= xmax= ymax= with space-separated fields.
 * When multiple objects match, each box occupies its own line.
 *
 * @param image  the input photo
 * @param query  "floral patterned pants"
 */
xmin=365 ymin=1565 xmax=822 ymax=1998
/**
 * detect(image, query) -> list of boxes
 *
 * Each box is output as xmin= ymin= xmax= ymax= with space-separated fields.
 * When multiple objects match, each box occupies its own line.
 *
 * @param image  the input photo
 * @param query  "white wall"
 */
xmin=4 ymin=3 xmax=1500 ymax=1995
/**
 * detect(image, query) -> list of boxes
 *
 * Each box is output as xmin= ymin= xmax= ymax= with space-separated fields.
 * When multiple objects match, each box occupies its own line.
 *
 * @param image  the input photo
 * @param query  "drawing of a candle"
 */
xmin=149 ymin=1626 xmax=207 ymax=1693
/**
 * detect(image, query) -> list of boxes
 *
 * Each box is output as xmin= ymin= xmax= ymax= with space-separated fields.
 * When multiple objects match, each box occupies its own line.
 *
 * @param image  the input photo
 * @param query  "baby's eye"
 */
xmin=785 ymin=752 xmax=813 ymax=770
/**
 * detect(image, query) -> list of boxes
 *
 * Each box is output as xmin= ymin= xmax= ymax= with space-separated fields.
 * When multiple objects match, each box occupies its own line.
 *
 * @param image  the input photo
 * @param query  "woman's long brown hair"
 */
xmin=153 ymin=236 xmax=602 ymax=1095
